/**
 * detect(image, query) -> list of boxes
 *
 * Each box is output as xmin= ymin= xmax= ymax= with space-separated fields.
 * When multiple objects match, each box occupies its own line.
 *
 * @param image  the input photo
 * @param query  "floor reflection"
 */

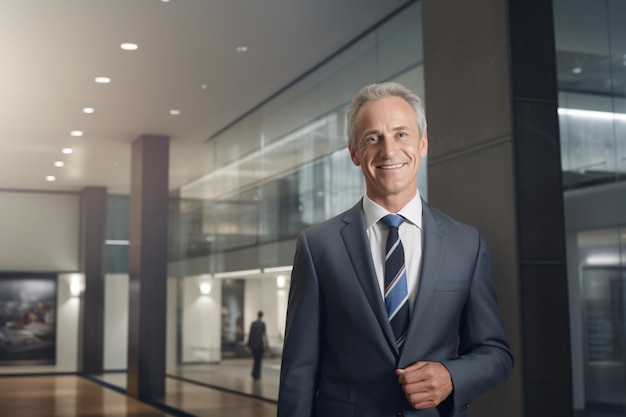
xmin=92 ymin=357 xmax=280 ymax=417
xmin=171 ymin=357 xmax=281 ymax=402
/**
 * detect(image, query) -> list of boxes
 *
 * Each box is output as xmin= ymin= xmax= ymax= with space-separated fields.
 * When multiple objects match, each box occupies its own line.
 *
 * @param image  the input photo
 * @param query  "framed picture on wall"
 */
xmin=0 ymin=273 xmax=57 ymax=365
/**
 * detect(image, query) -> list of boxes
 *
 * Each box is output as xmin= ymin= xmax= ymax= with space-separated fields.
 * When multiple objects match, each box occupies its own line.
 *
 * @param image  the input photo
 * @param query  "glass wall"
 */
xmin=553 ymin=0 xmax=626 ymax=415
xmin=167 ymin=0 xmax=425 ymax=400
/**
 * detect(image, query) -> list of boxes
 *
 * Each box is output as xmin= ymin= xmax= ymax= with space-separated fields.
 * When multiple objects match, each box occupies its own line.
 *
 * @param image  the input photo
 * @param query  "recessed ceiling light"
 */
xmin=572 ymin=67 xmax=582 ymax=74
xmin=83 ymin=107 xmax=95 ymax=114
xmin=62 ymin=148 xmax=73 ymax=154
xmin=161 ymin=0 xmax=171 ymax=2
xmin=70 ymin=130 xmax=83 ymax=137
xmin=46 ymin=176 xmax=56 ymax=182
xmin=54 ymin=161 xmax=65 ymax=167
xmin=170 ymin=109 xmax=181 ymax=116
xmin=236 ymin=46 xmax=248 ymax=52
xmin=95 ymin=76 xmax=111 ymax=84
xmin=201 ymin=84 xmax=208 ymax=90
xmin=121 ymin=43 xmax=138 ymax=51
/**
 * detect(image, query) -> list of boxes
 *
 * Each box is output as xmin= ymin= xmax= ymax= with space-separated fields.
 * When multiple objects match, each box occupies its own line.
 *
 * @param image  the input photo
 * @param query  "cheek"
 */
xmin=406 ymin=143 xmax=425 ymax=159
xmin=353 ymin=147 xmax=374 ymax=167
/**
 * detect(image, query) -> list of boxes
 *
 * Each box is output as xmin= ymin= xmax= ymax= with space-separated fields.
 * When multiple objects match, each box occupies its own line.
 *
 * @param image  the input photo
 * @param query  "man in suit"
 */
xmin=248 ymin=310 xmax=268 ymax=380
xmin=277 ymin=82 xmax=513 ymax=417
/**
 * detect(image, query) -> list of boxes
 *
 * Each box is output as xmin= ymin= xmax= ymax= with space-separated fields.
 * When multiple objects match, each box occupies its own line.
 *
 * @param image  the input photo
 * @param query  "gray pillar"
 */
xmin=127 ymin=134 xmax=170 ymax=399
xmin=79 ymin=186 xmax=107 ymax=375
xmin=422 ymin=1 xmax=572 ymax=416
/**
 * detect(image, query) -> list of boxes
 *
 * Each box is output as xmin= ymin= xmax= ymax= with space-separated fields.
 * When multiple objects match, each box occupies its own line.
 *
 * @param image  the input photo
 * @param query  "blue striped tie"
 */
xmin=380 ymin=214 xmax=410 ymax=347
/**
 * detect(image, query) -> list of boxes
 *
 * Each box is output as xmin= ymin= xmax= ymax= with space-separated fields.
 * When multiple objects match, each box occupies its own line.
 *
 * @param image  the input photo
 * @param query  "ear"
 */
xmin=419 ymin=130 xmax=428 ymax=158
xmin=348 ymin=143 xmax=361 ymax=166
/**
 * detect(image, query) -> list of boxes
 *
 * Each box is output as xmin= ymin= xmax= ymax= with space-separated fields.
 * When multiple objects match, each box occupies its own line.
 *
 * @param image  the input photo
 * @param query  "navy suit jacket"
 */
xmin=277 ymin=200 xmax=513 ymax=417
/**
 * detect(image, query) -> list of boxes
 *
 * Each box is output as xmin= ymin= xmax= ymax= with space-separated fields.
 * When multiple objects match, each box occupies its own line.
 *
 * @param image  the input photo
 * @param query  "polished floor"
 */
xmin=0 ymin=359 xmax=279 ymax=417
xmin=3 ymin=359 xmax=622 ymax=417
xmin=0 ymin=375 xmax=172 ymax=417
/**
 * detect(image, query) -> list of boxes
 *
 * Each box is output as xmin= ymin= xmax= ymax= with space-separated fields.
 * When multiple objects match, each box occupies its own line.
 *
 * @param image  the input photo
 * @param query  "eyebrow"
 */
xmin=360 ymin=126 xmax=410 ymax=138
xmin=361 ymin=129 xmax=380 ymax=138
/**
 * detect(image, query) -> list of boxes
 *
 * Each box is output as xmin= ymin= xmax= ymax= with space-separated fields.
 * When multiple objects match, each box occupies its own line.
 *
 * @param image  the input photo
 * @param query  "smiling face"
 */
xmin=348 ymin=96 xmax=428 ymax=212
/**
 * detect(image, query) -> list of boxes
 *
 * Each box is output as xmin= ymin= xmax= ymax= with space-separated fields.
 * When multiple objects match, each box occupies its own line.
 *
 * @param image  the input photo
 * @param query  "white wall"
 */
xmin=55 ymin=274 xmax=81 ymax=371
xmin=181 ymin=275 xmax=221 ymax=363
xmin=103 ymin=275 xmax=179 ymax=372
xmin=104 ymin=274 xmax=128 ymax=370
xmin=243 ymin=276 xmax=289 ymax=351
xmin=0 ymin=191 xmax=79 ymax=272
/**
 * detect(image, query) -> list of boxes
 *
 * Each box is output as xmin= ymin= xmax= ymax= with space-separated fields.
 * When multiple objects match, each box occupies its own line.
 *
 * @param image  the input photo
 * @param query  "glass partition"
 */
xmin=582 ymin=266 xmax=626 ymax=411
xmin=554 ymin=0 xmax=626 ymax=415
xmin=167 ymin=0 xmax=425 ymax=401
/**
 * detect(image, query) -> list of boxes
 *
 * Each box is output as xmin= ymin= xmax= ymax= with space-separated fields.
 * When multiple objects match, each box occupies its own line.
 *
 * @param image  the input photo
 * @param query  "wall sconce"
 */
xmin=70 ymin=274 xmax=83 ymax=297
xmin=200 ymin=282 xmax=212 ymax=295
xmin=276 ymin=275 xmax=286 ymax=289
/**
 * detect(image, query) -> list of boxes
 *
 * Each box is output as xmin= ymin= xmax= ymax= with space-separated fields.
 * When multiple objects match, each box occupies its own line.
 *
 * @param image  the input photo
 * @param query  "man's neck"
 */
xmin=367 ymin=191 xmax=417 ymax=213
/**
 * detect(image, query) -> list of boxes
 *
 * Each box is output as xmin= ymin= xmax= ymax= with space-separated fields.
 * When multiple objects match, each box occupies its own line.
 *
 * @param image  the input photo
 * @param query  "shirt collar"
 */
xmin=362 ymin=192 xmax=423 ymax=229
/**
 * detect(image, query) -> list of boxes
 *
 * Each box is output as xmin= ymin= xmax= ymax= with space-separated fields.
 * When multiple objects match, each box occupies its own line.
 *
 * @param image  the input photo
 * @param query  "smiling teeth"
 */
xmin=380 ymin=163 xmax=404 ymax=169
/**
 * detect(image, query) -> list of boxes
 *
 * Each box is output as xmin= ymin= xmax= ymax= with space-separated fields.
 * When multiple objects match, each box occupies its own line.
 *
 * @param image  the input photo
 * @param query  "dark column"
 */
xmin=127 ymin=134 xmax=170 ymax=400
xmin=79 ymin=186 xmax=107 ymax=374
xmin=422 ymin=1 xmax=572 ymax=416
xmin=508 ymin=3 xmax=573 ymax=416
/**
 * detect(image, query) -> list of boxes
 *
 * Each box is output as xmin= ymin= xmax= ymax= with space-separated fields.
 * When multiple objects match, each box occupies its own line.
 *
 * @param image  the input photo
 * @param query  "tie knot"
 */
xmin=380 ymin=214 xmax=404 ymax=229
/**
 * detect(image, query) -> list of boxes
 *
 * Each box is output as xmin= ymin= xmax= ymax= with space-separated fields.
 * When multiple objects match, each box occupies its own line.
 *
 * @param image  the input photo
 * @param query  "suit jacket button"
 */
xmin=396 ymin=411 xmax=404 ymax=417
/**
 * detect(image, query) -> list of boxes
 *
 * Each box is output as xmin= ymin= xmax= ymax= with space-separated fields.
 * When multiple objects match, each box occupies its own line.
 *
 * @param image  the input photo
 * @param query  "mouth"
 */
xmin=376 ymin=163 xmax=406 ymax=170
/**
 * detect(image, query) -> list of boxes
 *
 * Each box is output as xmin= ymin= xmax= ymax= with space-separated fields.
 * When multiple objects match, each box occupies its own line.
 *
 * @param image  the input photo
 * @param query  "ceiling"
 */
xmin=0 ymin=0 xmax=410 ymax=195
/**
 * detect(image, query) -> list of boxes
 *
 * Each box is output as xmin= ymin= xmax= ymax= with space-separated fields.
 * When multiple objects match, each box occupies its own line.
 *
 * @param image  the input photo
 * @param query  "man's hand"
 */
xmin=395 ymin=361 xmax=453 ymax=409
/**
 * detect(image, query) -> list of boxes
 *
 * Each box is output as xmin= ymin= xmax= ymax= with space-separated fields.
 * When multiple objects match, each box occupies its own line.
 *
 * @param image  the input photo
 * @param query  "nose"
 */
xmin=379 ymin=135 xmax=398 ymax=157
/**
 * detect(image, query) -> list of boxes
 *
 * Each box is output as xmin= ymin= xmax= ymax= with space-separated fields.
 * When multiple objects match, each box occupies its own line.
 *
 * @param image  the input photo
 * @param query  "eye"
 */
xmin=365 ymin=135 xmax=380 ymax=143
xmin=397 ymin=131 xmax=407 ymax=138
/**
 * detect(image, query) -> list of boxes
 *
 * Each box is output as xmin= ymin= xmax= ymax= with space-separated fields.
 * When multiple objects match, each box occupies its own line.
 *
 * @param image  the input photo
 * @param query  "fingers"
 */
xmin=395 ymin=361 xmax=453 ymax=409
xmin=395 ymin=361 xmax=428 ymax=377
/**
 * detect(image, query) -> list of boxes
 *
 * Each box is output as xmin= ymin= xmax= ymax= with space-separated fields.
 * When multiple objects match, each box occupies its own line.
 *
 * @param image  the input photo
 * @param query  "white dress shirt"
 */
xmin=363 ymin=193 xmax=423 ymax=313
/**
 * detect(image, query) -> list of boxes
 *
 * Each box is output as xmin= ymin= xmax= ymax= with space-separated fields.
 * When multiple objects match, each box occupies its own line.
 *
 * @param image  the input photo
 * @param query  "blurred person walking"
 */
xmin=247 ymin=311 xmax=268 ymax=381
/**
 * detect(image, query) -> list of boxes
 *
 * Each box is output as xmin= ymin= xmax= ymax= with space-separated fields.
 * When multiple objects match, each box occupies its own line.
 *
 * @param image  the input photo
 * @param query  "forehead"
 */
xmin=356 ymin=96 xmax=416 ymax=128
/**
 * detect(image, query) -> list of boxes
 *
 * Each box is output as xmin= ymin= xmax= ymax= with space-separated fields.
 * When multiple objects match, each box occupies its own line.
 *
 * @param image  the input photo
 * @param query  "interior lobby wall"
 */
xmin=0 ymin=190 xmax=79 ymax=272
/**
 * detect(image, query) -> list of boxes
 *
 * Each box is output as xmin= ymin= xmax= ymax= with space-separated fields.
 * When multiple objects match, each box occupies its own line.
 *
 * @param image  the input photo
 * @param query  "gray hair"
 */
xmin=346 ymin=82 xmax=427 ymax=148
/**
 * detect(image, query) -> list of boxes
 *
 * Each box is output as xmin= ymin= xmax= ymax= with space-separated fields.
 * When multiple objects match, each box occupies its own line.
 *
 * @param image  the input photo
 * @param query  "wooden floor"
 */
xmin=0 ymin=374 xmax=277 ymax=417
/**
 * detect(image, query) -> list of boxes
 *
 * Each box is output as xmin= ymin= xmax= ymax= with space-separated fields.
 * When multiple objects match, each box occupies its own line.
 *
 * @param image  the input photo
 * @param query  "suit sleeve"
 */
xmin=277 ymin=232 xmax=321 ymax=417
xmin=441 ymin=233 xmax=514 ymax=413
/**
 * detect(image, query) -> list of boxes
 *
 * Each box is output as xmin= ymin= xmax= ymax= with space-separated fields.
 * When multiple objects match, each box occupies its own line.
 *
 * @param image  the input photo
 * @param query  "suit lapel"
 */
xmin=402 ymin=202 xmax=446 ymax=359
xmin=340 ymin=202 xmax=398 ymax=353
